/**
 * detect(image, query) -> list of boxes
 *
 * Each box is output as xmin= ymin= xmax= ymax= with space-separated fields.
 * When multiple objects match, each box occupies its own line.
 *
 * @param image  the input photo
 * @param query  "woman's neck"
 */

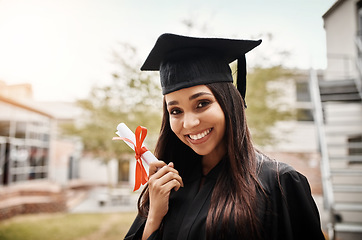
xmin=201 ymin=145 xmax=226 ymax=176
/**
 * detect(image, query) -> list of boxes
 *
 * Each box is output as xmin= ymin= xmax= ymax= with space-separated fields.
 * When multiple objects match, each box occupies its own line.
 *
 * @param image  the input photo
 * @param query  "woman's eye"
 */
xmin=197 ymin=101 xmax=210 ymax=108
xmin=170 ymin=108 xmax=182 ymax=115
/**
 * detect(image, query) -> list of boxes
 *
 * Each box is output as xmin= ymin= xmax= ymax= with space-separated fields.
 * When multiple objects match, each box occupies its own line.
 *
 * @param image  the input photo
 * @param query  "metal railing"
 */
xmin=309 ymin=69 xmax=336 ymax=239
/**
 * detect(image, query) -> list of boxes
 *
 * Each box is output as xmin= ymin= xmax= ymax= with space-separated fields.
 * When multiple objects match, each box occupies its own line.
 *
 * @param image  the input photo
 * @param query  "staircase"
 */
xmin=309 ymin=70 xmax=362 ymax=240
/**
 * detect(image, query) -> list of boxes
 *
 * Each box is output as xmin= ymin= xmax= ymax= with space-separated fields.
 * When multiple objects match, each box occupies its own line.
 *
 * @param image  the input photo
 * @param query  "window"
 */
xmin=118 ymin=160 xmax=130 ymax=182
xmin=10 ymin=145 xmax=29 ymax=182
xmin=0 ymin=121 xmax=10 ymax=137
xmin=348 ymin=135 xmax=362 ymax=164
xmin=358 ymin=3 xmax=362 ymax=37
xmin=15 ymin=122 xmax=26 ymax=138
xmin=0 ymin=104 xmax=52 ymax=186
xmin=0 ymin=141 xmax=6 ymax=185
xmin=296 ymin=108 xmax=314 ymax=122
xmin=296 ymin=81 xmax=311 ymax=102
xmin=295 ymin=81 xmax=313 ymax=121
xmin=7 ymin=145 xmax=49 ymax=183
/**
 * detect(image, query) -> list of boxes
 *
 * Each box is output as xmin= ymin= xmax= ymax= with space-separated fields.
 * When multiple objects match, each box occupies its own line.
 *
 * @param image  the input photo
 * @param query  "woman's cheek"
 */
xmin=169 ymin=118 xmax=180 ymax=133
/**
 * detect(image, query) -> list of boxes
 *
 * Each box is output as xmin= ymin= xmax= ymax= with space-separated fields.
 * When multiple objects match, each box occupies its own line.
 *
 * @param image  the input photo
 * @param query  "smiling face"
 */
xmin=165 ymin=85 xmax=226 ymax=162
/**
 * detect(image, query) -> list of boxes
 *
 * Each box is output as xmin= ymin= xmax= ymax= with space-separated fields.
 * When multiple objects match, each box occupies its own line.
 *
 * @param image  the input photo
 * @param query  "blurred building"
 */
xmin=0 ymin=81 xmax=84 ymax=220
xmin=0 ymin=93 xmax=53 ymax=186
xmin=0 ymin=81 xmax=84 ymax=186
xmin=0 ymin=80 xmax=136 ymax=219
xmin=257 ymin=69 xmax=324 ymax=197
xmin=309 ymin=0 xmax=362 ymax=239
xmin=0 ymin=80 xmax=33 ymax=100
xmin=324 ymin=0 xmax=361 ymax=82
xmin=0 ymin=81 xmax=125 ymax=187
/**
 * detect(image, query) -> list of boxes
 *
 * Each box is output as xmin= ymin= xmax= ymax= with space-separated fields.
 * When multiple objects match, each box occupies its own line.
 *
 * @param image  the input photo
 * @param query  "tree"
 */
xmin=244 ymin=65 xmax=295 ymax=146
xmin=61 ymin=43 xmax=162 ymax=170
xmin=228 ymin=60 xmax=295 ymax=147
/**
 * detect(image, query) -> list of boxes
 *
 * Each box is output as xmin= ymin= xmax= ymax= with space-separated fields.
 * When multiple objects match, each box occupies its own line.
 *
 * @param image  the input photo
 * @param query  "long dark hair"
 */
xmin=138 ymin=82 xmax=262 ymax=239
xmin=205 ymin=82 xmax=261 ymax=239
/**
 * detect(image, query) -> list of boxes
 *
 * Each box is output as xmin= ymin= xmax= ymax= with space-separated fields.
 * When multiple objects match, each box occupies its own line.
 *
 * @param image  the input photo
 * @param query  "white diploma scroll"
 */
xmin=115 ymin=123 xmax=158 ymax=165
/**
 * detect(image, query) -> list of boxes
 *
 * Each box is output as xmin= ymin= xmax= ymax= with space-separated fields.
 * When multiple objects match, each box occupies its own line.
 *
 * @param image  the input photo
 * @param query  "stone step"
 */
xmin=333 ymin=185 xmax=362 ymax=192
xmin=335 ymin=223 xmax=362 ymax=233
xmin=333 ymin=203 xmax=362 ymax=211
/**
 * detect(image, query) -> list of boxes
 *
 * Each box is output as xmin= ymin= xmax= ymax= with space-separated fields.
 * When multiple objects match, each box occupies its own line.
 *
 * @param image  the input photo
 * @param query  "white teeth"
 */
xmin=189 ymin=129 xmax=211 ymax=140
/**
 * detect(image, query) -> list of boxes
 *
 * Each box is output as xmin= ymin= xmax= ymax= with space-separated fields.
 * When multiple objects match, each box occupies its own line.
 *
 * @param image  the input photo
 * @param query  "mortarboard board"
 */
xmin=141 ymin=33 xmax=261 ymax=103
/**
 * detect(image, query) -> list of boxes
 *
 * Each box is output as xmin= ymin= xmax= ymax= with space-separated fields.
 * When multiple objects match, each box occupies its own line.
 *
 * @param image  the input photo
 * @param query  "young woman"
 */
xmin=124 ymin=33 xmax=325 ymax=240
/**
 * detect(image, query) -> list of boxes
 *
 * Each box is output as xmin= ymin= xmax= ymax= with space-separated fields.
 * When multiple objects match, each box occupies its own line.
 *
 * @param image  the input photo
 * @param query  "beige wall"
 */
xmin=324 ymin=0 xmax=359 ymax=80
xmin=0 ymin=80 xmax=33 ymax=100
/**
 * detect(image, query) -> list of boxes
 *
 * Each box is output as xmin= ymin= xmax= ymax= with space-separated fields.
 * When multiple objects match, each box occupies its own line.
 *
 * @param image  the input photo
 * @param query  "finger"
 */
xmin=154 ymin=171 xmax=184 ymax=190
xmin=149 ymin=160 xmax=167 ymax=176
xmin=162 ymin=178 xmax=182 ymax=192
xmin=161 ymin=163 xmax=184 ymax=187
xmin=151 ymin=164 xmax=180 ymax=181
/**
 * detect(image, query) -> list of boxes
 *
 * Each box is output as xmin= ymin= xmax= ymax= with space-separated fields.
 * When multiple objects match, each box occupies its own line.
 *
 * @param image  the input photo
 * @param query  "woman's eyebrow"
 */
xmin=167 ymin=92 xmax=212 ymax=106
xmin=167 ymin=100 xmax=178 ymax=106
xmin=189 ymin=92 xmax=212 ymax=101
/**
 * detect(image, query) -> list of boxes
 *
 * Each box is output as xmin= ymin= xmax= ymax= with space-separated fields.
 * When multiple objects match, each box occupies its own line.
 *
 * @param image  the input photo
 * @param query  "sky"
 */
xmin=0 ymin=0 xmax=336 ymax=102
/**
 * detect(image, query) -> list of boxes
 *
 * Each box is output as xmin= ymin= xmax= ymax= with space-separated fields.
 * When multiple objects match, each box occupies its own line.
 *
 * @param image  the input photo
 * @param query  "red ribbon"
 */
xmin=113 ymin=126 xmax=149 ymax=191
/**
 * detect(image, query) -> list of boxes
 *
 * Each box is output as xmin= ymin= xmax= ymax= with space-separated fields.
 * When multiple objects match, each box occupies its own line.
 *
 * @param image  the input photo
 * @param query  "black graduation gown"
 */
xmin=124 ymin=156 xmax=325 ymax=240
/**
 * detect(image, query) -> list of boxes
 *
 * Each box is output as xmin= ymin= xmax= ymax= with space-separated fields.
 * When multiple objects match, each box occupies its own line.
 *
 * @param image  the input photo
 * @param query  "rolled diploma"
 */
xmin=116 ymin=123 xmax=158 ymax=165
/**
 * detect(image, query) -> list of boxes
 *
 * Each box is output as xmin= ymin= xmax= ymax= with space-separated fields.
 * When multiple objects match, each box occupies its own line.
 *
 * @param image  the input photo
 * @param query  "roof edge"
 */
xmin=323 ymin=0 xmax=347 ymax=19
xmin=0 ymin=95 xmax=54 ymax=119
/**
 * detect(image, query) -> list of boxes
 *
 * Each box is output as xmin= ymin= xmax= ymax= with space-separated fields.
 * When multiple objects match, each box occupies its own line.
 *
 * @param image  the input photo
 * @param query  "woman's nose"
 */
xmin=183 ymin=112 xmax=200 ymax=129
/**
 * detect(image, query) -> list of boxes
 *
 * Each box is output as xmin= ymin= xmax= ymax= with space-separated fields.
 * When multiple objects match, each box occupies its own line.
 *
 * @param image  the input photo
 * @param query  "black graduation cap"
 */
xmin=141 ymin=33 xmax=261 ymax=102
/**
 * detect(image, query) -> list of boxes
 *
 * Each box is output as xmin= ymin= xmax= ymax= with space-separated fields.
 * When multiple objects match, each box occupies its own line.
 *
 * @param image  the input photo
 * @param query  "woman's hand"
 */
xmin=142 ymin=161 xmax=183 ymax=240
xmin=148 ymin=161 xmax=183 ymax=218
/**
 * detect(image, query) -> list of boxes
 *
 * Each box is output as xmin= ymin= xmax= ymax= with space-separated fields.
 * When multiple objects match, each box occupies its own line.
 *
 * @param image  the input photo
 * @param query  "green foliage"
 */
xmin=224 ymin=32 xmax=298 ymax=147
xmin=60 ymin=43 xmax=162 ymax=162
xmin=245 ymin=65 xmax=295 ymax=146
